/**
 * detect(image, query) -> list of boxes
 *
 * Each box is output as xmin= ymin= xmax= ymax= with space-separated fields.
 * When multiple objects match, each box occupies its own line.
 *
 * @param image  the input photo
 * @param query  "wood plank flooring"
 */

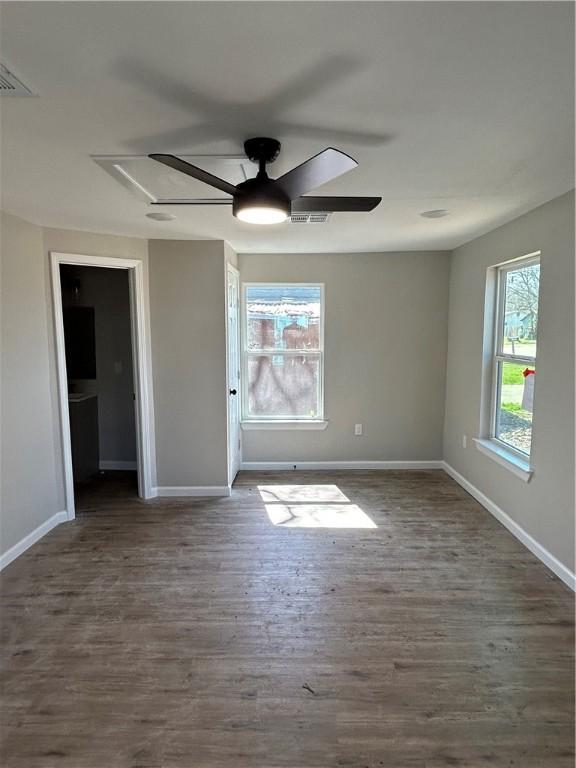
xmin=1 ymin=470 xmax=574 ymax=767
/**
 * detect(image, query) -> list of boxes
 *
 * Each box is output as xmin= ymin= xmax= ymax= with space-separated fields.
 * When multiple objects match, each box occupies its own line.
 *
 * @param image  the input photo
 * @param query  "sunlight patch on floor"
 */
xmin=258 ymin=485 xmax=377 ymax=528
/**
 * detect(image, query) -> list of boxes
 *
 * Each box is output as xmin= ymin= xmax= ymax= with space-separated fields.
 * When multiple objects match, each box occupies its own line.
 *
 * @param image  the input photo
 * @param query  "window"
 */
xmin=490 ymin=255 xmax=540 ymax=458
xmin=242 ymin=284 xmax=324 ymax=421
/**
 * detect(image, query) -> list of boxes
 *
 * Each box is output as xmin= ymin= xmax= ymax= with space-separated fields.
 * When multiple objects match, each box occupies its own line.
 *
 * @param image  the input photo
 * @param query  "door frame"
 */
xmin=225 ymin=263 xmax=241 ymax=486
xmin=50 ymin=252 xmax=155 ymax=519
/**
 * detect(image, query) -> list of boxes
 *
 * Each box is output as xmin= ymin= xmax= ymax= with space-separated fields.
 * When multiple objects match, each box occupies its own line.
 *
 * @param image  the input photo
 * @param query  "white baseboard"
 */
xmin=0 ymin=511 xmax=68 ymax=571
xmin=152 ymin=486 xmax=231 ymax=498
xmin=99 ymin=460 xmax=138 ymax=471
xmin=442 ymin=461 xmax=575 ymax=591
xmin=240 ymin=460 xmax=443 ymax=471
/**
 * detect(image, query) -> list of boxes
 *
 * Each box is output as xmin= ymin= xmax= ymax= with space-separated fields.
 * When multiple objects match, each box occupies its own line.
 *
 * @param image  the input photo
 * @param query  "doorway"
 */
xmin=51 ymin=252 xmax=154 ymax=519
xmin=227 ymin=265 xmax=241 ymax=485
xmin=61 ymin=263 xmax=138 ymax=506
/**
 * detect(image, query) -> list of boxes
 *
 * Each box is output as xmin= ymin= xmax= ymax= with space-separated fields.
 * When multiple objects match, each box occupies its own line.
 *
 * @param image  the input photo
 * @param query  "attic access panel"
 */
xmin=92 ymin=155 xmax=254 ymax=204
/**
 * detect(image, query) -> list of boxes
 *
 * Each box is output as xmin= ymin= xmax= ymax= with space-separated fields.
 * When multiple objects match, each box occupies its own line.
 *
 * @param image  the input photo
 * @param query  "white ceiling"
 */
xmin=0 ymin=1 xmax=573 ymax=253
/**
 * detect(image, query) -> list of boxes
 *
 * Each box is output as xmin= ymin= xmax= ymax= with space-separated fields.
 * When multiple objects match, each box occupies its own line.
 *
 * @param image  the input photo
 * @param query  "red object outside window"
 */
xmin=523 ymin=368 xmax=535 ymax=378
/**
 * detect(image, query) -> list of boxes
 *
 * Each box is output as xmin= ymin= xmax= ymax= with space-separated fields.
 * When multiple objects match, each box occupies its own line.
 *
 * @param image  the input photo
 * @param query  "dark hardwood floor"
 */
xmin=1 ymin=470 xmax=573 ymax=767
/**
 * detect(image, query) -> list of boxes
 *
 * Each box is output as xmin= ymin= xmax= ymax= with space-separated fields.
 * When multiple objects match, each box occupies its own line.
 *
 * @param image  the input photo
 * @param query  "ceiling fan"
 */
xmin=149 ymin=137 xmax=381 ymax=225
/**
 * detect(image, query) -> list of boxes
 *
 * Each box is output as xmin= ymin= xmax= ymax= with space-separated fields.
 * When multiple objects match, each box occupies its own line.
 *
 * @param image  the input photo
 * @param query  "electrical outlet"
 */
xmin=355 ymin=423 xmax=363 ymax=436
xmin=462 ymin=434 xmax=467 ymax=449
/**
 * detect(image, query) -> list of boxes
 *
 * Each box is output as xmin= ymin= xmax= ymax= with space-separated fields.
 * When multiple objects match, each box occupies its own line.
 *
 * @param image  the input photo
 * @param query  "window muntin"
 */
xmin=492 ymin=257 xmax=540 ymax=457
xmin=243 ymin=284 xmax=324 ymax=421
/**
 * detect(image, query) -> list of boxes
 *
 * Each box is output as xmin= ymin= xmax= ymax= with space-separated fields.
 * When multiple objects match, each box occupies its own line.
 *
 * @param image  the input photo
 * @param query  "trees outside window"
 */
xmin=492 ymin=258 xmax=540 ymax=456
xmin=242 ymin=284 xmax=324 ymax=421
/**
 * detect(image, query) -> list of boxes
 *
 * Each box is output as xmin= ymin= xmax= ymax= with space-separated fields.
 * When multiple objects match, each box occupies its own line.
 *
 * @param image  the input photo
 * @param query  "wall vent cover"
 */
xmin=290 ymin=212 xmax=332 ymax=224
xmin=0 ymin=63 xmax=34 ymax=96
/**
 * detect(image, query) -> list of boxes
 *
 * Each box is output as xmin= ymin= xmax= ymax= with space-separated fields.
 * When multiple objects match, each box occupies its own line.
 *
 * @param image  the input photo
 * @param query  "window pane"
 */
xmin=247 ymin=353 xmax=320 ymax=418
xmin=495 ymin=361 xmax=535 ymax=455
xmin=246 ymin=285 xmax=321 ymax=351
xmin=501 ymin=262 xmax=539 ymax=357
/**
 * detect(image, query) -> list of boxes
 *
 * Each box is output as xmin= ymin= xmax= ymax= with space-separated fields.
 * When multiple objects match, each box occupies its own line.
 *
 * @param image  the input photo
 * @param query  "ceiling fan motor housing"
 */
xmin=233 ymin=176 xmax=291 ymax=220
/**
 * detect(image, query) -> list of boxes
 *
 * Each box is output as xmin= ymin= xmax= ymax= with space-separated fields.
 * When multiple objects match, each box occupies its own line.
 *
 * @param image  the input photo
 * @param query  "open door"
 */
xmin=51 ymin=252 xmax=155 ymax=519
xmin=227 ymin=265 xmax=241 ymax=485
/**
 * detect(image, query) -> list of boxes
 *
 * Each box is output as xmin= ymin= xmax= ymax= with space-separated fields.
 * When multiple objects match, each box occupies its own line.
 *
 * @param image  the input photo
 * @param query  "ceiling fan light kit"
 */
xmin=149 ymin=137 xmax=381 ymax=225
xmin=233 ymin=141 xmax=290 ymax=223
xmin=235 ymin=204 xmax=289 ymax=225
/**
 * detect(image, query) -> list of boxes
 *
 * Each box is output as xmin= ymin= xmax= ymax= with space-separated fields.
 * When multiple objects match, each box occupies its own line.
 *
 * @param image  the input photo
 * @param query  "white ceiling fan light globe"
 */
xmin=235 ymin=205 xmax=289 ymax=225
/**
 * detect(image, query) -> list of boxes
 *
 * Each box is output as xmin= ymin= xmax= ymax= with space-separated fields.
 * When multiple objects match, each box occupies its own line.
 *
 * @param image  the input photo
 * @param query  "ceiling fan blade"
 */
xmin=151 ymin=198 xmax=233 ymax=205
xmin=275 ymin=148 xmax=358 ymax=199
xmin=149 ymin=154 xmax=237 ymax=196
xmin=292 ymin=196 xmax=381 ymax=213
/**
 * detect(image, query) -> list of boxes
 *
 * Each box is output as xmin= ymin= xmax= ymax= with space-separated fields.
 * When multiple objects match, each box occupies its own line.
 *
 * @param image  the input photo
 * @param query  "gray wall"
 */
xmin=1 ymin=214 xmax=151 ymax=557
xmin=239 ymin=251 xmax=451 ymax=462
xmin=1 ymin=212 xmax=65 ymax=552
xmin=61 ymin=265 xmax=136 ymax=464
xmin=148 ymin=240 xmax=229 ymax=488
xmin=443 ymin=191 xmax=575 ymax=571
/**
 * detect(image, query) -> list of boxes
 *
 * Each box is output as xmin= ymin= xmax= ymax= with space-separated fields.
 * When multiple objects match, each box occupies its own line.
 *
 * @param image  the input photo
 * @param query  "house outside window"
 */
xmin=242 ymin=284 xmax=324 ymax=422
xmin=490 ymin=255 xmax=540 ymax=459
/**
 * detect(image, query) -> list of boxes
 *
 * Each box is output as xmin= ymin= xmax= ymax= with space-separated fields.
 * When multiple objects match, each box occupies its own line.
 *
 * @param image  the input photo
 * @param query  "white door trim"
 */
xmin=225 ymin=263 xmax=241 ymax=486
xmin=50 ymin=251 xmax=155 ymax=519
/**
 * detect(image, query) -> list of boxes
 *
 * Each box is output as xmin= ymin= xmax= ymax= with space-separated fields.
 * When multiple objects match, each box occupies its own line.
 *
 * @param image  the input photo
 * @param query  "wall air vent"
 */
xmin=0 ymin=63 xmax=34 ymax=96
xmin=290 ymin=212 xmax=332 ymax=224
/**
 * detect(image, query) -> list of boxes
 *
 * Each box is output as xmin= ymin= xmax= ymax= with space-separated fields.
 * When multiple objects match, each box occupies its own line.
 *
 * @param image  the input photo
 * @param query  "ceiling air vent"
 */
xmin=0 ymin=63 xmax=34 ymax=96
xmin=290 ymin=212 xmax=332 ymax=224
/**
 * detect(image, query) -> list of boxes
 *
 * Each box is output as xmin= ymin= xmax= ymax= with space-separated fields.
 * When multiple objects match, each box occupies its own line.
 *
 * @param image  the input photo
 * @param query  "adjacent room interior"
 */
xmin=59 ymin=263 xmax=139 ymax=508
xmin=0 ymin=2 xmax=574 ymax=766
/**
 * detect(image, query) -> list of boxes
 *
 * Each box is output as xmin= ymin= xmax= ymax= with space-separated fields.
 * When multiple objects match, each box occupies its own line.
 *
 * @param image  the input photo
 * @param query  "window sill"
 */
xmin=241 ymin=420 xmax=329 ymax=431
xmin=473 ymin=438 xmax=533 ymax=482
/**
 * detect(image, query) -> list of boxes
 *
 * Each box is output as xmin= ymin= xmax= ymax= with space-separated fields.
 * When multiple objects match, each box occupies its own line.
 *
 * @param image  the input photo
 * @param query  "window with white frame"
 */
xmin=242 ymin=284 xmax=324 ymax=421
xmin=490 ymin=255 xmax=540 ymax=458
